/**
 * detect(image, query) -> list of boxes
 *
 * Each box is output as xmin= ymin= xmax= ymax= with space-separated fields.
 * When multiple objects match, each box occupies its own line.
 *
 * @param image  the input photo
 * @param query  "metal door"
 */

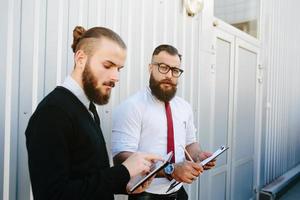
xmin=231 ymin=37 xmax=260 ymax=200
xmin=212 ymin=23 xmax=261 ymax=200
xmin=208 ymin=29 xmax=235 ymax=200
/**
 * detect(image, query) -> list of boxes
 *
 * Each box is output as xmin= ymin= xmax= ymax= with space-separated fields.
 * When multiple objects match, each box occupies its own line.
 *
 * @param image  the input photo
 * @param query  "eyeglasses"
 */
xmin=152 ymin=62 xmax=184 ymax=78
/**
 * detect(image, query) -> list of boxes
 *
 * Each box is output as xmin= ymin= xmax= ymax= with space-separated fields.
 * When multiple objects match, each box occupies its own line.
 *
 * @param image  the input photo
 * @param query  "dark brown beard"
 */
xmin=149 ymin=74 xmax=177 ymax=102
xmin=82 ymin=61 xmax=113 ymax=105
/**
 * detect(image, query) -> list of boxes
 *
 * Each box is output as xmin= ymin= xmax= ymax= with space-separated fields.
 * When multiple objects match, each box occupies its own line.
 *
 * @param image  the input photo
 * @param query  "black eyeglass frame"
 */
xmin=152 ymin=62 xmax=184 ymax=78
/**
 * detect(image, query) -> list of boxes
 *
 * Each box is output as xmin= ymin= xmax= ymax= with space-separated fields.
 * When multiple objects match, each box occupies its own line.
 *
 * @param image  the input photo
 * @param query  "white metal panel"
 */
xmin=213 ymin=27 xmax=261 ymax=200
xmin=231 ymin=39 xmax=259 ymax=200
xmin=260 ymin=0 xmax=300 ymax=187
xmin=211 ymin=29 xmax=235 ymax=200
xmin=3 ymin=0 xmax=14 ymax=198
xmin=2 ymin=0 xmax=22 ymax=199
xmin=1 ymin=0 xmax=300 ymax=199
xmin=1 ymin=0 xmax=15 ymax=199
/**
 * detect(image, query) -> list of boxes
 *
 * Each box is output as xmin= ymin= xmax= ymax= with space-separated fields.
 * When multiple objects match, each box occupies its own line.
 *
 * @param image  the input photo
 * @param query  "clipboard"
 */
xmin=200 ymin=145 xmax=229 ymax=166
xmin=166 ymin=145 xmax=229 ymax=193
xmin=129 ymin=151 xmax=173 ymax=193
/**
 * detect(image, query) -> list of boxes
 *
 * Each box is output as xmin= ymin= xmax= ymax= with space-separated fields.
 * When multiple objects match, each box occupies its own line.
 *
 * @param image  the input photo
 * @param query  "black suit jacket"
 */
xmin=25 ymin=86 xmax=130 ymax=200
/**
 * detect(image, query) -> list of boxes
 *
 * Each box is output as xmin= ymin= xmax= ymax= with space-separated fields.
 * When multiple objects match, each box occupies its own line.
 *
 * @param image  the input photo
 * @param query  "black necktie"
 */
xmin=89 ymin=102 xmax=100 ymax=126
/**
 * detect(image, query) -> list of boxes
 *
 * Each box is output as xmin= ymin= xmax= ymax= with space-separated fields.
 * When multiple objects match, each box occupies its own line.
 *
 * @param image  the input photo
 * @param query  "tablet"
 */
xmin=129 ymin=151 xmax=173 ymax=193
xmin=200 ymin=145 xmax=229 ymax=166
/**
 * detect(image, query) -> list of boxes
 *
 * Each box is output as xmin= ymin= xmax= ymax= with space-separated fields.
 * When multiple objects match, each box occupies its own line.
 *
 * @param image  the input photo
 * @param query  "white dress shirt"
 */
xmin=111 ymin=87 xmax=197 ymax=194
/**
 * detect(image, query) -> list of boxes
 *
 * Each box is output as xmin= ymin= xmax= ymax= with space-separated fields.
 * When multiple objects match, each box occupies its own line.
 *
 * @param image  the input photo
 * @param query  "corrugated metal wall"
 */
xmin=1 ymin=0 xmax=300 ymax=199
xmin=260 ymin=0 xmax=300 ymax=186
xmin=0 ymin=0 xmax=215 ymax=199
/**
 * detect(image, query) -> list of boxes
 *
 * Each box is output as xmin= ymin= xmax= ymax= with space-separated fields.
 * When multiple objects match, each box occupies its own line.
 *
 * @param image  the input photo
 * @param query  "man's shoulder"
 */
xmin=114 ymin=88 xmax=149 ymax=115
xmin=171 ymin=96 xmax=194 ymax=115
xmin=25 ymin=87 xmax=77 ymax=140
xmin=35 ymin=87 xmax=79 ymax=113
xmin=172 ymin=95 xmax=191 ymax=107
xmin=119 ymin=88 xmax=148 ymax=106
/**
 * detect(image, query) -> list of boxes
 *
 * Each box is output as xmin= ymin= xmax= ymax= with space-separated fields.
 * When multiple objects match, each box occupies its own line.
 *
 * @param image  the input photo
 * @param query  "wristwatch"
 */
xmin=164 ymin=163 xmax=175 ymax=179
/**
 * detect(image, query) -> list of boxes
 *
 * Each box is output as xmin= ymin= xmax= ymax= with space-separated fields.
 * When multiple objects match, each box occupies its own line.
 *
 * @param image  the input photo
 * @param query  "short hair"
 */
xmin=152 ymin=44 xmax=182 ymax=61
xmin=71 ymin=26 xmax=126 ymax=55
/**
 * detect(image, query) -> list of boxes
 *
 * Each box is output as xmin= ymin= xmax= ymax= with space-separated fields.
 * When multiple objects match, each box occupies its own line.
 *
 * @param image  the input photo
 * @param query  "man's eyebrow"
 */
xmin=105 ymin=60 xmax=124 ymax=69
xmin=118 ymin=65 xmax=125 ymax=70
xmin=158 ymin=62 xmax=180 ymax=68
xmin=104 ymin=60 xmax=117 ymax=66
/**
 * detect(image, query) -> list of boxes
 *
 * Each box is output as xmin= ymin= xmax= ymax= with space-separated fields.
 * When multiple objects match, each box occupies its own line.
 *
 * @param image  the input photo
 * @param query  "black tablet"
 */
xmin=129 ymin=151 xmax=173 ymax=193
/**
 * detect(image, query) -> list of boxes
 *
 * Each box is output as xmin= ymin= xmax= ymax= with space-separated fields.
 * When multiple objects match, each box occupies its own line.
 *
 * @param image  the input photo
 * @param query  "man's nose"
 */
xmin=110 ymin=68 xmax=119 ymax=83
xmin=165 ymin=69 xmax=173 ymax=79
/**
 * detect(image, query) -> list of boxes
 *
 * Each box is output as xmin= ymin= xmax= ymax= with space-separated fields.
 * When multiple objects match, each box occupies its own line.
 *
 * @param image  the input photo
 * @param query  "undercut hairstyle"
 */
xmin=152 ymin=44 xmax=182 ymax=61
xmin=71 ymin=26 xmax=126 ymax=55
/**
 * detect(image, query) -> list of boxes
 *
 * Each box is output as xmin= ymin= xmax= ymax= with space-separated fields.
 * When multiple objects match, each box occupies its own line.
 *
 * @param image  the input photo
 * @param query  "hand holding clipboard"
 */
xmin=200 ymin=145 xmax=229 ymax=166
xmin=166 ymin=145 xmax=229 ymax=193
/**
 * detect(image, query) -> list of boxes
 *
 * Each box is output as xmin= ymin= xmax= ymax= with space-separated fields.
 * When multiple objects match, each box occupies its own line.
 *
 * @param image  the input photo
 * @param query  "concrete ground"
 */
xmin=278 ymin=179 xmax=300 ymax=200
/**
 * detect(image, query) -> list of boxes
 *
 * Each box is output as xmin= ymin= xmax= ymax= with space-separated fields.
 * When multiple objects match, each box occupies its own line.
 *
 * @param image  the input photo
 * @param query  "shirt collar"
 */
xmin=61 ymin=76 xmax=90 ymax=110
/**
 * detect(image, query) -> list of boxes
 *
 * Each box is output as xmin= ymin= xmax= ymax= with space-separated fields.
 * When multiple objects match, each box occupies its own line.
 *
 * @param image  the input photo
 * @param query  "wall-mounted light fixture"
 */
xmin=184 ymin=0 xmax=204 ymax=17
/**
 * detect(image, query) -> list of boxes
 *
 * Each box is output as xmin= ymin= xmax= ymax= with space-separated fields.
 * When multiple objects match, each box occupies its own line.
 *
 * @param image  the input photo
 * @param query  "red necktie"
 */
xmin=165 ymin=102 xmax=175 ymax=163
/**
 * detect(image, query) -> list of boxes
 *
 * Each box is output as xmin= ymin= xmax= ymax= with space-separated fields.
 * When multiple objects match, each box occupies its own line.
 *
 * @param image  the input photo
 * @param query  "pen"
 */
xmin=182 ymin=145 xmax=195 ymax=162
xmin=166 ymin=146 xmax=196 ymax=193
xmin=166 ymin=180 xmax=181 ymax=193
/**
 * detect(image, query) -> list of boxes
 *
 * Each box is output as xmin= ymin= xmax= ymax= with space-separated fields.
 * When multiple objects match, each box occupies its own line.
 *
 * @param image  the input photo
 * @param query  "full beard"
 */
xmin=149 ymin=74 xmax=177 ymax=102
xmin=82 ymin=62 xmax=114 ymax=105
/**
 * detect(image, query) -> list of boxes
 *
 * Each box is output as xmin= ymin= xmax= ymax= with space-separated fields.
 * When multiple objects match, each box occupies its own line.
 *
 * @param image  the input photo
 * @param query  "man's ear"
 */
xmin=74 ymin=50 xmax=87 ymax=71
xmin=148 ymin=63 xmax=153 ymax=74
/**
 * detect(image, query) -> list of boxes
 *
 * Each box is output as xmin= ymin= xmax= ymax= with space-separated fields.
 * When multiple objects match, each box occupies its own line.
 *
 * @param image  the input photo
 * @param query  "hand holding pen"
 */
xmin=166 ymin=146 xmax=203 ymax=193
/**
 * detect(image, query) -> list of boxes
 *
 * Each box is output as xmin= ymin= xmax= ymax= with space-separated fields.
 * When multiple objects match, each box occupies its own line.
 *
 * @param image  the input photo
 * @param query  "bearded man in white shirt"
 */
xmin=111 ymin=44 xmax=216 ymax=200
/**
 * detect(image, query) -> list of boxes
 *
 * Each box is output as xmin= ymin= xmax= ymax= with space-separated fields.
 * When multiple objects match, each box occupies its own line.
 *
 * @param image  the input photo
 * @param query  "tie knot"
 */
xmin=89 ymin=102 xmax=100 ymax=126
xmin=89 ymin=102 xmax=96 ymax=113
xmin=165 ymin=101 xmax=170 ymax=108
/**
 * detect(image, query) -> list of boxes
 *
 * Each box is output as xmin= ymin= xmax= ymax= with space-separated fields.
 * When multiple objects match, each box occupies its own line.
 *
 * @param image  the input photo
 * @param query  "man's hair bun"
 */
xmin=71 ymin=26 xmax=86 ymax=53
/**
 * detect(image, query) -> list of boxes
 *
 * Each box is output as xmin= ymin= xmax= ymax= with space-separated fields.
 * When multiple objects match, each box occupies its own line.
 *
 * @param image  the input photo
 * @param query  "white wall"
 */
xmin=260 ymin=0 xmax=300 ymax=186
xmin=1 ymin=0 xmax=300 ymax=199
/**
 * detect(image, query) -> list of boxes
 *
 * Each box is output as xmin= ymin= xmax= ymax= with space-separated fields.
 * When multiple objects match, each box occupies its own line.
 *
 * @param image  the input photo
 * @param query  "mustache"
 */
xmin=159 ymin=79 xmax=177 ymax=86
xmin=103 ymin=81 xmax=115 ymax=88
